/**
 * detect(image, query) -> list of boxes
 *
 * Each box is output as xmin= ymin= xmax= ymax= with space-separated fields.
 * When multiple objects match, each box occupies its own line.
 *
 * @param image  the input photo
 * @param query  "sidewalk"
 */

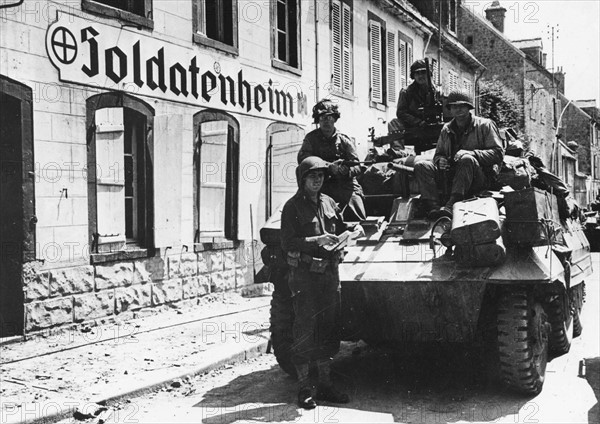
xmin=0 ymin=293 xmax=272 ymax=424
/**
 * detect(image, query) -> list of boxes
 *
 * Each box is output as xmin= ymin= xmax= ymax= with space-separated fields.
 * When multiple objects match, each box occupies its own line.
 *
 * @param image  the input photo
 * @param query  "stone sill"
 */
xmin=194 ymin=240 xmax=240 ymax=252
xmin=90 ymin=248 xmax=149 ymax=265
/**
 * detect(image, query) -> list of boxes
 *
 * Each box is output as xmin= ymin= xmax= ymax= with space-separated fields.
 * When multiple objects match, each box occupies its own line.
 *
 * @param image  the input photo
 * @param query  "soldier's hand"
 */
xmin=454 ymin=150 xmax=474 ymax=161
xmin=437 ymin=157 xmax=450 ymax=170
xmin=316 ymin=233 xmax=339 ymax=247
xmin=338 ymin=164 xmax=349 ymax=176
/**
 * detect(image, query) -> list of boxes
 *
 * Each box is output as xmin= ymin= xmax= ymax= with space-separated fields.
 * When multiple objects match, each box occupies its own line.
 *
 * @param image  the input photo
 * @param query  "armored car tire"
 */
xmin=270 ymin=281 xmax=297 ymax=378
xmin=497 ymin=288 xmax=549 ymax=395
xmin=547 ymin=294 xmax=573 ymax=357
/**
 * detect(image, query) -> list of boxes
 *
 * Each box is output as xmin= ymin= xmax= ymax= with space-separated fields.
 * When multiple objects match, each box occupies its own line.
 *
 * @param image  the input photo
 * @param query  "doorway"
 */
xmin=1 ymin=75 xmax=35 ymax=336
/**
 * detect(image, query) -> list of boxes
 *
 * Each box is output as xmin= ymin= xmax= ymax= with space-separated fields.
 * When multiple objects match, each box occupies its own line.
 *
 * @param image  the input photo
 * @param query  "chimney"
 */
xmin=485 ymin=1 xmax=507 ymax=33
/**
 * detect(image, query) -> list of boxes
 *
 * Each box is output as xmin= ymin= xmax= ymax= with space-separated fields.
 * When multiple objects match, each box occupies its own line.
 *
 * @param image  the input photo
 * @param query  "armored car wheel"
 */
xmin=571 ymin=283 xmax=585 ymax=338
xmin=270 ymin=283 xmax=297 ymax=378
xmin=497 ymin=288 xmax=549 ymax=395
xmin=547 ymin=295 xmax=572 ymax=357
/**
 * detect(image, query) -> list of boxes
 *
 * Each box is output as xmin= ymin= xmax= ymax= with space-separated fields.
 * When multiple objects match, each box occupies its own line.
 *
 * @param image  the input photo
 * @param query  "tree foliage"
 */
xmin=479 ymin=78 xmax=521 ymax=130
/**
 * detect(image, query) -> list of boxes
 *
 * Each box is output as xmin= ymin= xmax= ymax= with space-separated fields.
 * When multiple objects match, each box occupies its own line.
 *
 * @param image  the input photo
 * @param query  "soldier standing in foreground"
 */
xmin=280 ymin=156 xmax=362 ymax=409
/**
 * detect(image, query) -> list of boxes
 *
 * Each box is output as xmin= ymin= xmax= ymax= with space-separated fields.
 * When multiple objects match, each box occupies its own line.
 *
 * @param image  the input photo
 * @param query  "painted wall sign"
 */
xmin=46 ymin=12 xmax=309 ymax=120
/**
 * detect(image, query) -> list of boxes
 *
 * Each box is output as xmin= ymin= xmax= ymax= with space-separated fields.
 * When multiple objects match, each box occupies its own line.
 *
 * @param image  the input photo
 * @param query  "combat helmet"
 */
xmin=409 ymin=59 xmax=430 ymax=79
xmin=446 ymin=91 xmax=475 ymax=109
xmin=312 ymin=99 xmax=341 ymax=124
xmin=295 ymin=156 xmax=330 ymax=187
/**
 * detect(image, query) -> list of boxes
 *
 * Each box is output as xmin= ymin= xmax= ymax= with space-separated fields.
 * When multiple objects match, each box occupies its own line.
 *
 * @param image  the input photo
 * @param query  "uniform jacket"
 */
xmin=297 ymin=128 xmax=363 ymax=202
xmin=395 ymin=81 xmax=433 ymax=127
xmin=280 ymin=191 xmax=348 ymax=260
xmin=433 ymin=115 xmax=504 ymax=175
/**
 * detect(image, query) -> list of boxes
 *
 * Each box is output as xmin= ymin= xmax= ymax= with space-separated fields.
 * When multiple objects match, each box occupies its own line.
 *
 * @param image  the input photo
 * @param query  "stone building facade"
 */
xmin=457 ymin=1 xmax=562 ymax=167
xmin=1 ymin=0 xmax=481 ymax=336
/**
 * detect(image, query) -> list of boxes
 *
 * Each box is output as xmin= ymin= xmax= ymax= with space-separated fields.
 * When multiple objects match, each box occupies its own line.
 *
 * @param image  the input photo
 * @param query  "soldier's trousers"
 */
xmin=414 ymin=155 xmax=486 ymax=202
xmin=288 ymin=264 xmax=342 ymax=365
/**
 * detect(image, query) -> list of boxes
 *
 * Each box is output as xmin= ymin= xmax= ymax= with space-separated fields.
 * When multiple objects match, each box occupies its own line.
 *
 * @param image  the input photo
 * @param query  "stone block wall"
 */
xmin=22 ymin=241 xmax=258 ymax=333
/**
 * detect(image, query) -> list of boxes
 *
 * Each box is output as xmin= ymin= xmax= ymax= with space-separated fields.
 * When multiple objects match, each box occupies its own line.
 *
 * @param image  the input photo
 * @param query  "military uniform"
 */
xmin=395 ymin=80 xmax=432 ymax=129
xmin=298 ymin=129 xmax=366 ymax=220
xmin=415 ymin=115 xmax=504 ymax=203
xmin=280 ymin=190 xmax=348 ymax=365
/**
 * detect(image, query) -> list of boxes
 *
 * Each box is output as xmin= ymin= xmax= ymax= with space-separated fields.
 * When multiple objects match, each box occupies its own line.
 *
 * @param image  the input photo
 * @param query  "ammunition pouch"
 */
xmin=287 ymin=251 xmax=341 ymax=274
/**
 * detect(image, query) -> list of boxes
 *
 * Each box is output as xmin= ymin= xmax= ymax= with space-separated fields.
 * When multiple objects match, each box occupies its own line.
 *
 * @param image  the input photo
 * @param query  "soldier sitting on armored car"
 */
xmin=415 ymin=91 xmax=504 ymax=219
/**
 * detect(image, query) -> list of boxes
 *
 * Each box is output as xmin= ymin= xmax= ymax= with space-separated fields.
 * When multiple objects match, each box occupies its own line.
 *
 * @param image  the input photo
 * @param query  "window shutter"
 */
xmin=408 ymin=44 xmax=413 ymax=76
xmin=331 ymin=0 xmax=342 ymax=90
xmin=95 ymin=107 xmax=125 ymax=249
xmin=342 ymin=3 xmax=352 ymax=92
xmin=199 ymin=120 xmax=228 ymax=237
xmin=369 ymin=20 xmax=382 ymax=103
xmin=432 ymin=58 xmax=439 ymax=87
xmin=399 ymin=39 xmax=407 ymax=89
xmin=387 ymin=30 xmax=396 ymax=105
xmin=269 ymin=128 xmax=304 ymax=215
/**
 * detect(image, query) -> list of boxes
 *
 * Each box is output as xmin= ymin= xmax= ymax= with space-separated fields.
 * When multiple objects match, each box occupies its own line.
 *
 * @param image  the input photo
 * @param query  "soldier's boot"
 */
xmin=295 ymin=363 xmax=316 ymax=409
xmin=315 ymin=359 xmax=349 ymax=404
xmin=429 ymin=194 xmax=463 ymax=220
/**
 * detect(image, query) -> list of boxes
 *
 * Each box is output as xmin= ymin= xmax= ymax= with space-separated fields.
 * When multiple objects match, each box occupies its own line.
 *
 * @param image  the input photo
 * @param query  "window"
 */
xmin=440 ymin=0 xmax=457 ymax=34
xmin=193 ymin=0 xmax=239 ymax=55
xmin=265 ymin=123 xmax=305 ymax=219
xmin=462 ymin=78 xmax=473 ymax=96
xmin=398 ymin=32 xmax=413 ymax=90
xmin=368 ymin=13 xmax=389 ymax=106
xmin=447 ymin=69 xmax=458 ymax=94
xmin=271 ymin=0 xmax=301 ymax=73
xmin=86 ymin=94 xmax=154 ymax=257
xmin=529 ymin=84 xmax=537 ymax=121
xmin=193 ymin=111 xmax=239 ymax=242
xmin=331 ymin=0 xmax=353 ymax=96
xmin=82 ymin=0 xmax=153 ymax=28
xmin=540 ymin=92 xmax=546 ymax=124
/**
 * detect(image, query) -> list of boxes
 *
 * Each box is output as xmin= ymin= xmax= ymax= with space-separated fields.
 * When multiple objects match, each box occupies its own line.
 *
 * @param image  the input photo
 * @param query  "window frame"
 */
xmin=193 ymin=110 xmax=240 ymax=245
xmin=82 ymin=0 xmax=154 ymax=29
xmin=86 ymin=93 xmax=155 ymax=263
xmin=330 ymin=0 xmax=353 ymax=99
xmin=271 ymin=0 xmax=302 ymax=75
xmin=192 ymin=0 xmax=239 ymax=56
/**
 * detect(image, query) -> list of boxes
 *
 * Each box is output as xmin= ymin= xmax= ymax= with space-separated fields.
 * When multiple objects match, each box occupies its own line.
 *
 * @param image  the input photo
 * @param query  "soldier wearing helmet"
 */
xmin=297 ymin=99 xmax=366 ymax=221
xmin=387 ymin=59 xmax=438 ymax=138
xmin=280 ymin=156 xmax=363 ymax=409
xmin=414 ymin=90 xmax=504 ymax=218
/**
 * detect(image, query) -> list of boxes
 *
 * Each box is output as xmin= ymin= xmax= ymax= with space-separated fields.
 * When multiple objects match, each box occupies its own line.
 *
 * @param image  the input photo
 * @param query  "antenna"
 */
xmin=545 ymin=24 xmax=560 ymax=94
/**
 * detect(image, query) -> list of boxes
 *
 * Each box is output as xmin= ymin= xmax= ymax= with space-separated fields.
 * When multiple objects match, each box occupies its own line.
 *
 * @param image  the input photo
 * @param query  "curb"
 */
xmin=10 ymin=340 xmax=270 ymax=424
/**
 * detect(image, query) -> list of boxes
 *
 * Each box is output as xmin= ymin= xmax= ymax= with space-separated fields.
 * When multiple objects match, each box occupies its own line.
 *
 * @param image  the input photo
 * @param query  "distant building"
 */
xmin=457 ymin=0 xmax=598 ymax=205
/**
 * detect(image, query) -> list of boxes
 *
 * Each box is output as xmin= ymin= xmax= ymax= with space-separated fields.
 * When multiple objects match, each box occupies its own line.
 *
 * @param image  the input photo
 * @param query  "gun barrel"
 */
xmin=387 ymin=162 xmax=414 ymax=173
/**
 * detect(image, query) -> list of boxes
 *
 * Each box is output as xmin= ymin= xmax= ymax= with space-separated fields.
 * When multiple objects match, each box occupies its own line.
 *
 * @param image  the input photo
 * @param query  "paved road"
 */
xmin=73 ymin=253 xmax=599 ymax=424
